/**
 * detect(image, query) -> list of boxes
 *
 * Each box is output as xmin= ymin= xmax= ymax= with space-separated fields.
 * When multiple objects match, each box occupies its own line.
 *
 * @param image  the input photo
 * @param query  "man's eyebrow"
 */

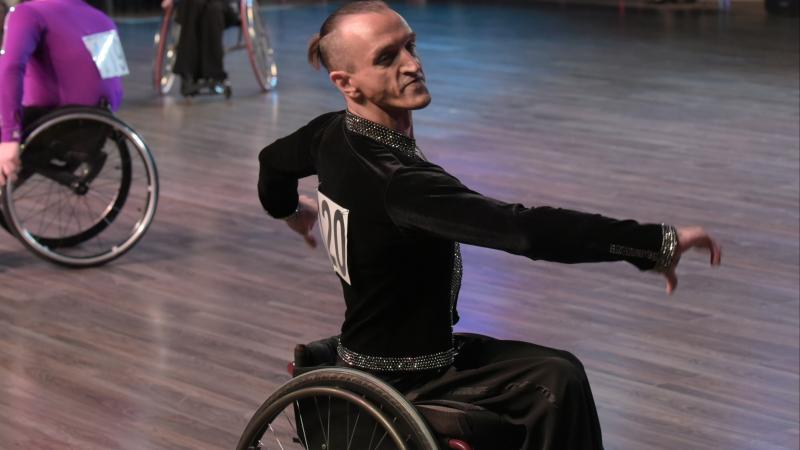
xmin=372 ymin=32 xmax=417 ymax=58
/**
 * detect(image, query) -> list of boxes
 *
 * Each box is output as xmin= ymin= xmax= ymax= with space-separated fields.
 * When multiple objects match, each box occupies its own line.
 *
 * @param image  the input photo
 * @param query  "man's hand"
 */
xmin=664 ymin=226 xmax=721 ymax=294
xmin=0 ymin=141 xmax=21 ymax=187
xmin=161 ymin=0 xmax=173 ymax=10
xmin=285 ymin=194 xmax=318 ymax=248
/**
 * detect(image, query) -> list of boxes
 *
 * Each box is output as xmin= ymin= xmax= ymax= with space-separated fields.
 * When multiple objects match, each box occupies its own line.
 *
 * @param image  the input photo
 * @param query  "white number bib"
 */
xmin=82 ymin=29 xmax=129 ymax=79
xmin=318 ymin=191 xmax=351 ymax=285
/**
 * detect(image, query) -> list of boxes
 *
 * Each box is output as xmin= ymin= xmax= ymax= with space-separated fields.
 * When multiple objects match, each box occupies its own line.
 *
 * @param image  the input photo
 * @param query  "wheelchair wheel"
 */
xmin=0 ymin=107 xmax=159 ymax=267
xmin=0 ymin=2 xmax=8 ymax=44
xmin=237 ymin=367 xmax=439 ymax=450
xmin=153 ymin=4 xmax=179 ymax=95
xmin=240 ymin=0 xmax=278 ymax=92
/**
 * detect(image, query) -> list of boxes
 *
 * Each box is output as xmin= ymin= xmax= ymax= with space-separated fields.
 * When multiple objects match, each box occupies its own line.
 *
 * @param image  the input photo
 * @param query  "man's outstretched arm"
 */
xmin=385 ymin=164 xmax=720 ymax=293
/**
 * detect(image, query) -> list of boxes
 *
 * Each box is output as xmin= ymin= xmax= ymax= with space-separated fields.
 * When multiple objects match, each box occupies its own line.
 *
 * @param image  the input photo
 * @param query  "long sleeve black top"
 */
xmin=258 ymin=110 xmax=670 ymax=372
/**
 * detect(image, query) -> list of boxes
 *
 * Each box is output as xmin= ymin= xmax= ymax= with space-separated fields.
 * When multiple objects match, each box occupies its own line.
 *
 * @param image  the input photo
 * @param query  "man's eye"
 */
xmin=406 ymin=42 xmax=417 ymax=54
xmin=377 ymin=53 xmax=394 ymax=65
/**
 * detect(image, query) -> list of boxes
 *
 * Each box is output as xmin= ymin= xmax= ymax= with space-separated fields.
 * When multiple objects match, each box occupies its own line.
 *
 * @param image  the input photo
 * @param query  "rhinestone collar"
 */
xmin=345 ymin=111 xmax=418 ymax=159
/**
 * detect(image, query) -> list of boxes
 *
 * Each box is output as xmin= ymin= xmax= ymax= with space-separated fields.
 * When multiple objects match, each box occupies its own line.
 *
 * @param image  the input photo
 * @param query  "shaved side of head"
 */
xmin=307 ymin=1 xmax=391 ymax=72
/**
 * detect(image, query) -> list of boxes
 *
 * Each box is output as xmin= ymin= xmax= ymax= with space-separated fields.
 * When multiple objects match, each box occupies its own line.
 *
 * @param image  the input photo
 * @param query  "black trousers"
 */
xmin=173 ymin=0 xmax=237 ymax=81
xmin=360 ymin=333 xmax=605 ymax=450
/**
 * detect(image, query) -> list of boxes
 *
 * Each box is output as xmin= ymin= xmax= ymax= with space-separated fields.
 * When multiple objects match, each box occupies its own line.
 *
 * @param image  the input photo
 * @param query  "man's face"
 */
xmin=337 ymin=10 xmax=431 ymax=112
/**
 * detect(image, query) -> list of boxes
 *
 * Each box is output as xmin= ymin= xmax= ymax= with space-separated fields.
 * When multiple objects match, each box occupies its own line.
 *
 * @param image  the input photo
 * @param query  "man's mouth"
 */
xmin=403 ymin=78 xmax=425 ymax=91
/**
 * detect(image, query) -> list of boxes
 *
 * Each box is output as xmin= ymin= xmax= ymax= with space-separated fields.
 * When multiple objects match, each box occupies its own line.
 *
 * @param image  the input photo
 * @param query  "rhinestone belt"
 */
xmin=337 ymin=339 xmax=456 ymax=372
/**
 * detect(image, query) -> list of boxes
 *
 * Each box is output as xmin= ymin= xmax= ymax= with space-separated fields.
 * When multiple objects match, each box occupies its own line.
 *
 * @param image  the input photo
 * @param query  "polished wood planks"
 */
xmin=0 ymin=2 xmax=797 ymax=449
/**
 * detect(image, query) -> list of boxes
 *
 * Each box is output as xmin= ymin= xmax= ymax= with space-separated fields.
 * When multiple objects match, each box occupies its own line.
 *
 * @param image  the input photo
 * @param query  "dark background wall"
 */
xmin=112 ymin=0 xmax=161 ymax=13
xmin=81 ymin=0 xmax=160 ymax=15
xmin=97 ymin=0 xmax=297 ymax=15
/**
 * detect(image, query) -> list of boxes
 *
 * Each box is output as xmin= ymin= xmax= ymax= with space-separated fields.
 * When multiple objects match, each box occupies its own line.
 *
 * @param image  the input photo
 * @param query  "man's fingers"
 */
xmin=688 ymin=232 xmax=722 ymax=267
xmin=8 ymin=165 xmax=18 ymax=183
xmin=302 ymin=219 xmax=316 ymax=238
xmin=665 ymin=270 xmax=678 ymax=295
xmin=0 ymin=164 xmax=11 ymax=186
xmin=298 ymin=194 xmax=319 ymax=215
xmin=710 ymin=239 xmax=722 ymax=266
xmin=303 ymin=233 xmax=317 ymax=248
xmin=679 ymin=226 xmax=722 ymax=266
xmin=667 ymin=226 xmax=720 ymax=294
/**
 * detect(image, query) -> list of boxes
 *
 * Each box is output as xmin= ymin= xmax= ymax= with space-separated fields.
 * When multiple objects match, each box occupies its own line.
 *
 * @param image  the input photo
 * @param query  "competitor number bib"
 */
xmin=82 ymin=29 xmax=129 ymax=79
xmin=318 ymin=191 xmax=351 ymax=285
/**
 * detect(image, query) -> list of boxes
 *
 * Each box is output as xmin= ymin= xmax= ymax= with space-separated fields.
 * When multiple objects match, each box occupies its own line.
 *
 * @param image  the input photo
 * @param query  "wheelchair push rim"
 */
xmin=237 ymin=367 xmax=440 ymax=450
xmin=1 ymin=110 xmax=159 ymax=267
xmin=241 ymin=0 xmax=278 ymax=92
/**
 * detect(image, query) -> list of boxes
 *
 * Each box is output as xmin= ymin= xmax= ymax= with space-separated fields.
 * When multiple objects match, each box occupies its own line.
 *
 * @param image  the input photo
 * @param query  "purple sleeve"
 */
xmin=0 ymin=6 xmax=42 ymax=142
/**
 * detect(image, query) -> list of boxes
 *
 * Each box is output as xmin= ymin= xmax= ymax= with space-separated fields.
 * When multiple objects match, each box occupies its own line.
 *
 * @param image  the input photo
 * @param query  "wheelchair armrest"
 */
xmin=293 ymin=335 xmax=339 ymax=369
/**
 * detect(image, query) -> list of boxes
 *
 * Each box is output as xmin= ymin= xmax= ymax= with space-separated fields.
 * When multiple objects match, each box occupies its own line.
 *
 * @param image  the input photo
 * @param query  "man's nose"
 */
xmin=399 ymin=49 xmax=422 ymax=74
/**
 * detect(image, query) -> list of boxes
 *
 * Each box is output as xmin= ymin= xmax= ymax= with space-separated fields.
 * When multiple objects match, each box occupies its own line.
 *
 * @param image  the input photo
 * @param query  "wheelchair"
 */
xmin=0 ymin=1 xmax=8 ymax=43
xmin=0 ymin=106 xmax=159 ymax=267
xmin=153 ymin=0 xmax=277 ymax=96
xmin=236 ymin=336 xmax=525 ymax=450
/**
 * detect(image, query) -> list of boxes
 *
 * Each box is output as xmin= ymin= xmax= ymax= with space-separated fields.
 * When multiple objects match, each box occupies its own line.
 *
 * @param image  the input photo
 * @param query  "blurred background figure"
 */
xmin=0 ymin=0 xmax=124 ymax=186
xmin=161 ymin=0 xmax=239 ymax=96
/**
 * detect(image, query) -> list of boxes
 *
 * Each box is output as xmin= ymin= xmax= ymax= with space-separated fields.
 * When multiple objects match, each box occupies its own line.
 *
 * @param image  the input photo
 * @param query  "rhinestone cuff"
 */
xmin=653 ymin=224 xmax=679 ymax=272
xmin=608 ymin=224 xmax=679 ymax=272
xmin=337 ymin=340 xmax=455 ymax=372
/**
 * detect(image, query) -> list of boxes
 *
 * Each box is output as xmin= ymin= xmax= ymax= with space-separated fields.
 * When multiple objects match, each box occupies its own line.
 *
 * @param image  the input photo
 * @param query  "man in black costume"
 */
xmin=257 ymin=2 xmax=721 ymax=449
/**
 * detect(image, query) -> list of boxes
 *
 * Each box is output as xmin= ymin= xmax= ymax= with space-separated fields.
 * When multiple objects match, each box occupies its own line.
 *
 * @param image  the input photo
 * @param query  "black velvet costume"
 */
xmin=257 ymin=110 xmax=676 ymax=449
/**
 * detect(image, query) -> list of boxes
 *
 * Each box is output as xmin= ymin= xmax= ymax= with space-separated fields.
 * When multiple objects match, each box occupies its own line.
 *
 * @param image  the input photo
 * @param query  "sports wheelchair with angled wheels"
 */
xmin=0 ymin=106 xmax=159 ymax=267
xmin=153 ymin=0 xmax=277 ymax=96
xmin=236 ymin=336 xmax=525 ymax=450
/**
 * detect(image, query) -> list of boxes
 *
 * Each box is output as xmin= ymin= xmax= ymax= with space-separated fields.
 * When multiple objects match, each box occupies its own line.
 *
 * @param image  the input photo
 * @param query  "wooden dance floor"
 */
xmin=0 ymin=1 xmax=797 ymax=449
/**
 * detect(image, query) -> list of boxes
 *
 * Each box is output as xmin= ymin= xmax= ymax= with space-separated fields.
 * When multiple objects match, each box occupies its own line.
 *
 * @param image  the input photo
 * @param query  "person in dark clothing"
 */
xmin=256 ymin=2 xmax=721 ymax=449
xmin=161 ymin=0 xmax=237 ymax=96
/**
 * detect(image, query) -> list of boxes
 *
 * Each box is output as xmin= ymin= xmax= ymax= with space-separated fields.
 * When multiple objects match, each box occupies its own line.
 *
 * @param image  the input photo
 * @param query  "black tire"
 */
xmin=1 ymin=107 xmax=159 ymax=267
xmin=241 ymin=0 xmax=277 ymax=91
xmin=236 ymin=367 xmax=439 ymax=450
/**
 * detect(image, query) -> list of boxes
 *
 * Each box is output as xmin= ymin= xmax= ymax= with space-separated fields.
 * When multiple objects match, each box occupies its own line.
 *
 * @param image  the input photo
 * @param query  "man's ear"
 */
xmin=330 ymin=71 xmax=361 ymax=100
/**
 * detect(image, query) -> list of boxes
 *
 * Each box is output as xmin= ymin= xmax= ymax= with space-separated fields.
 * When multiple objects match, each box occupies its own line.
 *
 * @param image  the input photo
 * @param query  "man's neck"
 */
xmin=347 ymin=103 xmax=413 ymax=137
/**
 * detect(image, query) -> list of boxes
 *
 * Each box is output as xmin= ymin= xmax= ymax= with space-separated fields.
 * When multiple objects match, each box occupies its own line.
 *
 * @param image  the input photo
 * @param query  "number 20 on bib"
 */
xmin=317 ymin=191 xmax=351 ymax=285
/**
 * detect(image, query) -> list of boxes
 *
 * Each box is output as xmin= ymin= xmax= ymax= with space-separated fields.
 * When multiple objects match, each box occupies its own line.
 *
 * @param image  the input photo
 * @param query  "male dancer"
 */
xmin=0 ymin=0 xmax=123 ymax=186
xmin=257 ymin=2 xmax=721 ymax=448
